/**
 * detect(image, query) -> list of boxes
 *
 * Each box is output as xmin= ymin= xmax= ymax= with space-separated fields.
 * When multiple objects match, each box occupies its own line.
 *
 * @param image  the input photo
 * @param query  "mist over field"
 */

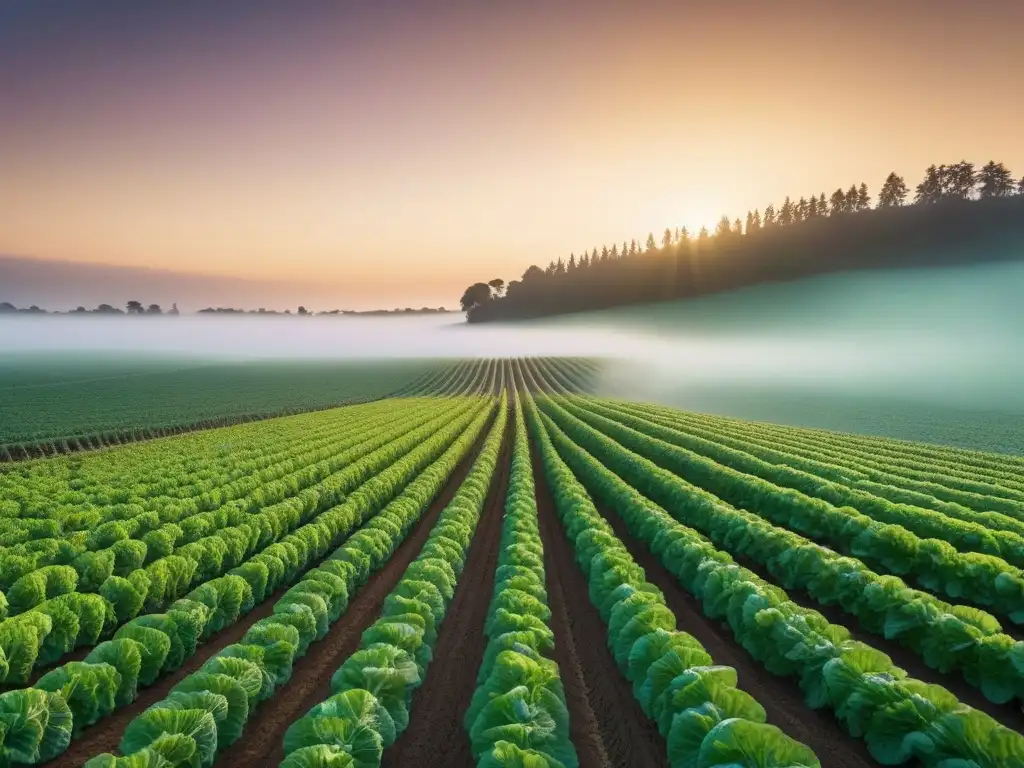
xmin=3 ymin=261 xmax=1022 ymax=451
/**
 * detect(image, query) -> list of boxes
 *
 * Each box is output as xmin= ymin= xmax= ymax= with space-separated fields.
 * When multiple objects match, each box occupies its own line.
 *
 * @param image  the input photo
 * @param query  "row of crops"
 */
xmin=0 ymin=356 xmax=1021 ymax=766
xmin=0 ymin=357 xmax=498 ymax=461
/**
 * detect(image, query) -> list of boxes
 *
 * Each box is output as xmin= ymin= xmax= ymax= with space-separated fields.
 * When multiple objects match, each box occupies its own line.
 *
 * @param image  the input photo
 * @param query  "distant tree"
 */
xmin=0 ymin=302 xmax=16 ymax=313
xmin=778 ymin=197 xmax=794 ymax=225
xmin=714 ymin=216 xmax=732 ymax=238
xmin=567 ymin=253 xmax=576 ymax=270
xmin=297 ymin=306 xmax=310 ymax=315
xmin=943 ymin=161 xmax=976 ymax=199
xmin=629 ymin=239 xmax=638 ymax=256
xmin=546 ymin=260 xmax=556 ymax=275
xmin=745 ymin=211 xmax=755 ymax=232
xmin=763 ymin=204 xmax=776 ymax=227
xmin=733 ymin=218 xmax=743 ymax=235
xmin=146 ymin=304 xmax=162 ymax=314
xmin=126 ymin=300 xmax=144 ymax=314
xmin=169 ymin=303 xmax=180 ymax=316
xmin=818 ymin=193 xmax=827 ymax=215
xmin=805 ymin=196 xmax=818 ymax=218
xmin=521 ymin=265 xmax=545 ymax=282
xmin=75 ymin=306 xmax=86 ymax=313
xmin=845 ymin=185 xmax=858 ymax=212
xmin=609 ymin=244 xmax=619 ymax=259
xmin=662 ymin=228 xmax=673 ymax=248
xmin=679 ymin=226 xmax=691 ymax=245
xmin=645 ymin=233 xmax=657 ymax=252
xmin=460 ymin=282 xmax=492 ymax=312
xmin=794 ymin=197 xmax=807 ymax=223
xmin=749 ymin=210 xmax=761 ymax=232
xmin=857 ymin=183 xmax=871 ymax=210
xmin=96 ymin=303 xmax=120 ymax=314
xmin=1019 ymin=176 xmax=1024 ymax=195
xmin=555 ymin=258 xmax=566 ymax=275
xmin=600 ymin=246 xmax=609 ymax=263
xmin=829 ymin=188 xmax=846 ymax=215
xmin=877 ymin=172 xmax=908 ymax=207
xmin=697 ymin=226 xmax=710 ymax=244
xmin=915 ymin=165 xmax=943 ymax=204
xmin=488 ymin=278 xmax=505 ymax=296
xmin=579 ymin=252 xmax=590 ymax=268
xmin=977 ymin=161 xmax=1015 ymax=197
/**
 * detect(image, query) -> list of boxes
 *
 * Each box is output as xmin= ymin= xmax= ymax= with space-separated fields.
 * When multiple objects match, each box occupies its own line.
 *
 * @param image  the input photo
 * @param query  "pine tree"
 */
xmin=610 ymin=244 xmax=619 ymax=259
xmin=915 ymin=165 xmax=943 ymax=204
xmin=763 ymin=204 xmax=776 ymax=226
xmin=662 ymin=228 xmax=673 ymax=248
xmin=601 ymin=245 xmax=609 ymax=262
xmin=778 ymin=197 xmax=794 ymax=225
xmin=556 ymin=257 xmax=566 ymax=274
xmin=745 ymin=211 xmax=755 ymax=232
xmin=697 ymin=226 xmax=710 ymax=243
xmin=794 ymin=197 xmax=807 ymax=223
xmin=1018 ymin=176 xmax=1024 ymax=195
xmin=645 ymin=233 xmax=657 ymax=252
xmin=977 ymin=161 xmax=1015 ymax=197
xmin=943 ymin=161 xmax=976 ymax=199
xmin=568 ymin=252 xmax=576 ymax=270
xmin=714 ymin=215 xmax=732 ymax=237
xmin=733 ymin=217 xmax=743 ymax=234
xmin=806 ymin=196 xmax=818 ymax=218
xmin=679 ymin=226 xmax=690 ymax=243
xmin=877 ymin=172 xmax=908 ymax=207
xmin=829 ymin=188 xmax=845 ymax=215
xmin=857 ymin=183 xmax=871 ymax=210
xmin=818 ymin=193 xmax=827 ymax=216
xmin=845 ymin=185 xmax=858 ymax=212
xmin=750 ymin=210 xmax=761 ymax=231
xmin=629 ymin=239 xmax=638 ymax=256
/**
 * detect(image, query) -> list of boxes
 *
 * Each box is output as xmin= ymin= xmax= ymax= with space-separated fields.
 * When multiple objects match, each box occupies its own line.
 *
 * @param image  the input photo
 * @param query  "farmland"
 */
xmin=0 ymin=357 xmax=1021 ymax=768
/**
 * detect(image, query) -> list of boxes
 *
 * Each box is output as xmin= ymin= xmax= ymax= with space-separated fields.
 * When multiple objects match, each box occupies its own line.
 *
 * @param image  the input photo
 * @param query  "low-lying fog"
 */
xmin=3 ymin=261 xmax=1022 ymax=450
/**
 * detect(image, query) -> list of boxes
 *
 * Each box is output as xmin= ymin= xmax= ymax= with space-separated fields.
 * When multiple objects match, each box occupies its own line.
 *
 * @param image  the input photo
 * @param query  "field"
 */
xmin=0 ymin=357 xmax=455 ymax=460
xmin=0 ymin=356 xmax=1021 ymax=768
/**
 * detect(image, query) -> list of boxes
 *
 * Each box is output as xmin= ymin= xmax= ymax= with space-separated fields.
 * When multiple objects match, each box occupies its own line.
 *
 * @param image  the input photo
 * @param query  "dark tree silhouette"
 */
xmin=978 ymin=161 xmax=1015 ymax=197
xmin=146 ymin=304 xmax=162 ymax=314
xmin=829 ymin=188 xmax=845 ymax=215
xmin=915 ymin=165 xmax=943 ymax=204
xmin=857 ymin=183 xmax=871 ymax=210
xmin=878 ymin=172 xmax=909 ymax=207
xmin=126 ymin=300 xmax=144 ymax=314
xmin=459 ymin=282 xmax=492 ymax=312
xmin=488 ymin=278 xmax=505 ymax=296
xmin=463 ymin=158 xmax=1021 ymax=323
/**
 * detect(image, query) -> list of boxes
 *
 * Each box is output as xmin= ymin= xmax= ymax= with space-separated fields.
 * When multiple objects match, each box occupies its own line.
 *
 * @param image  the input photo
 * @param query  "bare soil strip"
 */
xmin=380 ymin=405 xmax=514 ymax=768
xmin=597 ymin=503 xmax=878 ymax=768
xmin=532 ymin=446 xmax=657 ymax=768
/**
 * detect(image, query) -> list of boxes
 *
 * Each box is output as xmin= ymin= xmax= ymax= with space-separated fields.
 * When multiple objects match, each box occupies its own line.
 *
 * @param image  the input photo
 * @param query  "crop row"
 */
xmin=530 ymin=390 xmax=1024 ymax=766
xmin=521 ymin=382 xmax=822 ymax=768
xmin=279 ymin=392 xmax=509 ymax=767
xmin=598 ymin=398 xmax=1024 ymax=543
xmin=462 ymin=391 xmax=578 ymax=767
xmin=0 ymin=399 xmax=483 ymax=683
xmin=548 ymin=396 xmax=1024 ymax=625
xmin=627 ymin=401 xmax=1024 ymax=512
xmin=0 ymin=398 xmax=493 ymax=765
xmin=542 ymin=394 xmax=1024 ymax=705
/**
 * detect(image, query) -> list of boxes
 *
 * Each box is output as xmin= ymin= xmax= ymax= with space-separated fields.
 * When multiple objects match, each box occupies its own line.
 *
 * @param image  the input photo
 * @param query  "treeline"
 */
xmin=463 ymin=161 xmax=1024 ymax=322
xmin=0 ymin=301 xmax=179 ymax=315
xmin=0 ymin=301 xmax=453 ymax=316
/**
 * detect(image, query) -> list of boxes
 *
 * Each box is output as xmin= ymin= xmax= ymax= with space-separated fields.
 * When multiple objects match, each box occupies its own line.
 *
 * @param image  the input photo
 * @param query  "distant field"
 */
xmin=0 ymin=355 xmax=456 ymax=456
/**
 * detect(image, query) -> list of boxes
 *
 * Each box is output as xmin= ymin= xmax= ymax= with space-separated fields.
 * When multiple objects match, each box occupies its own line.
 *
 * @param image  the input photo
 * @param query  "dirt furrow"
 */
xmin=380 ymin=405 xmax=514 ymax=768
xmin=217 ymin=413 xmax=498 ymax=768
xmin=532 ymin=446 xmax=655 ymax=768
xmin=596 ymin=504 xmax=877 ymax=768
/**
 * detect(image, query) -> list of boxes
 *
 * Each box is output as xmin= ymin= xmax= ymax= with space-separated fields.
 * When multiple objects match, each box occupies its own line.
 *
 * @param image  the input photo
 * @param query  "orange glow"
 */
xmin=2 ymin=2 xmax=1023 ymax=308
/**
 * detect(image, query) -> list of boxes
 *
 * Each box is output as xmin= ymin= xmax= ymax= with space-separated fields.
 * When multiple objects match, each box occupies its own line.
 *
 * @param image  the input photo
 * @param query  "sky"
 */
xmin=2 ymin=0 xmax=1023 ymax=309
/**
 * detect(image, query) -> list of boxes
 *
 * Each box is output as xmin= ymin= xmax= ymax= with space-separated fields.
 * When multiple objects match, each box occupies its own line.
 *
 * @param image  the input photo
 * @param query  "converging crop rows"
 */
xmin=0 ymin=357 xmax=1021 ymax=767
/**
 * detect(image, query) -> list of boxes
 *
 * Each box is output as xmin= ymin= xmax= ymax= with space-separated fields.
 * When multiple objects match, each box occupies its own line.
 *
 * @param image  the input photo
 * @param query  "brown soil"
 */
xmin=532 ymin=446 xmax=662 ymax=768
xmin=48 ymin=576 xmax=298 ymax=767
xmin=597 ymin=504 xmax=878 ymax=768
xmin=216 ymin=406 xmax=505 ymax=768
xmin=380 ymin=404 xmax=514 ymax=768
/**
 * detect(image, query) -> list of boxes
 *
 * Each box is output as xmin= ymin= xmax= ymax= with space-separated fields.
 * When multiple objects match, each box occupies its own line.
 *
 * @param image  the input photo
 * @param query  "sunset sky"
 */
xmin=2 ymin=0 xmax=1023 ymax=309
